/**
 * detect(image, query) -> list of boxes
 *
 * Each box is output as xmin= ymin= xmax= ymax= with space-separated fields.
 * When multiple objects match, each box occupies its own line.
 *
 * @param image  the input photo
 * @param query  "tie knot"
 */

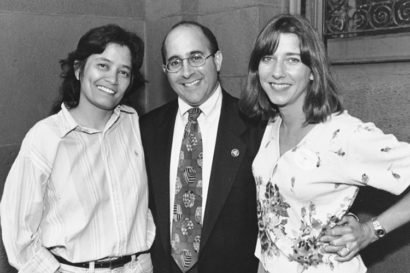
xmin=188 ymin=107 xmax=201 ymax=121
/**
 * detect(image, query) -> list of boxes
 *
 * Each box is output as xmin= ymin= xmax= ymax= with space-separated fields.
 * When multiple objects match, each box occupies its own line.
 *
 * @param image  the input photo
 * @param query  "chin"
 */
xmin=183 ymin=97 xmax=203 ymax=106
xmin=95 ymin=102 xmax=118 ymax=111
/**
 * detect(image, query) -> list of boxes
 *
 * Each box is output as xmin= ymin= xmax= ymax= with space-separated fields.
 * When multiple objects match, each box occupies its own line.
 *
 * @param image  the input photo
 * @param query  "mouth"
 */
xmin=269 ymin=82 xmax=291 ymax=90
xmin=182 ymin=79 xmax=201 ymax=87
xmin=97 ymin=85 xmax=116 ymax=95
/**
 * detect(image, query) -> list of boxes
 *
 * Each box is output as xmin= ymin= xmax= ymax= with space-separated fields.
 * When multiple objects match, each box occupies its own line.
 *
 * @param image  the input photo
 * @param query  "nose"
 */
xmin=106 ymin=69 xmax=119 ymax=84
xmin=272 ymin=60 xmax=285 ymax=79
xmin=181 ymin=59 xmax=194 ymax=78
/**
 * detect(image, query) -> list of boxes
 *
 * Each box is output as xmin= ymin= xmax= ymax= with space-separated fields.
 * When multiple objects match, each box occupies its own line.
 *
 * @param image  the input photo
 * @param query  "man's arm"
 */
xmin=321 ymin=189 xmax=410 ymax=262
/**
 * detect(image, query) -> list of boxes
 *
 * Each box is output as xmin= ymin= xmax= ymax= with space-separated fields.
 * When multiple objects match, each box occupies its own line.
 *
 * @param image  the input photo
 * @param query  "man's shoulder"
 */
xmin=140 ymin=100 xmax=178 ymax=128
xmin=220 ymin=90 xmax=257 ymax=125
xmin=219 ymin=89 xmax=239 ymax=115
xmin=220 ymin=89 xmax=238 ymax=104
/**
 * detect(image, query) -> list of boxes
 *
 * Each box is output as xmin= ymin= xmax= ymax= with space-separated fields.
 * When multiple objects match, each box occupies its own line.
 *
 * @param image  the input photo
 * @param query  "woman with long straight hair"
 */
xmin=240 ymin=14 xmax=410 ymax=273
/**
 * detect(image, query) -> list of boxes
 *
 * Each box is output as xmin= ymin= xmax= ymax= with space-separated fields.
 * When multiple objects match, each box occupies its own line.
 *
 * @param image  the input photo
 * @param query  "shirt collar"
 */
xmin=58 ymin=103 xmax=79 ymax=137
xmin=58 ymin=104 xmax=133 ymax=138
xmin=177 ymin=83 xmax=222 ymax=118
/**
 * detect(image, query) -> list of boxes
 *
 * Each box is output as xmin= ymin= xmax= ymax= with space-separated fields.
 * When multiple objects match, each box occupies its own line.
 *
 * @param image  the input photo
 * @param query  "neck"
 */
xmin=70 ymin=106 xmax=114 ymax=130
xmin=278 ymin=105 xmax=314 ymax=156
xmin=279 ymin=105 xmax=306 ymax=132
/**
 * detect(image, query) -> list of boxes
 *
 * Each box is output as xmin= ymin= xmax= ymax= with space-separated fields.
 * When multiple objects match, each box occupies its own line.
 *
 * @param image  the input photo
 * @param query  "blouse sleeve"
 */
xmin=0 ymin=133 xmax=59 ymax=273
xmin=342 ymin=120 xmax=410 ymax=195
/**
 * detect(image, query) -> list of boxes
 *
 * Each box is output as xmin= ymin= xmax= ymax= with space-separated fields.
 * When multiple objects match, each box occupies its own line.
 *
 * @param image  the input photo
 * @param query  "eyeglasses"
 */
xmin=163 ymin=52 xmax=215 ymax=73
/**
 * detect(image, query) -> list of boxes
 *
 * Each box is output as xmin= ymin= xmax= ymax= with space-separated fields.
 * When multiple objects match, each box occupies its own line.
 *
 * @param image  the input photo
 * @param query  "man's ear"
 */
xmin=213 ymin=51 xmax=223 ymax=72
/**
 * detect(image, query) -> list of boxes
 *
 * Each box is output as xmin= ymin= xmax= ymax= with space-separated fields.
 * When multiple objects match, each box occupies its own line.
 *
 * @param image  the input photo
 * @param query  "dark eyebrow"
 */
xmin=167 ymin=50 xmax=205 ymax=61
xmin=285 ymin=52 xmax=300 ymax=56
xmin=189 ymin=50 xmax=204 ymax=55
xmin=96 ymin=56 xmax=131 ymax=70
xmin=96 ymin=56 xmax=112 ymax=63
xmin=120 ymin=64 xmax=132 ymax=71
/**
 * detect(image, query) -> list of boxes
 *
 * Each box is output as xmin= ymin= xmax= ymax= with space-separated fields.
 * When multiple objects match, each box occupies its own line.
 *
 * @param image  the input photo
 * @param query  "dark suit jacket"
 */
xmin=140 ymin=90 xmax=263 ymax=273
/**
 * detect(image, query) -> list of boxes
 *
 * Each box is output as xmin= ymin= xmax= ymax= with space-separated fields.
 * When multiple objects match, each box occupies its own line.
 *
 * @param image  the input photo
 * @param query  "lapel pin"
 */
xmin=231 ymin=148 xmax=240 ymax=157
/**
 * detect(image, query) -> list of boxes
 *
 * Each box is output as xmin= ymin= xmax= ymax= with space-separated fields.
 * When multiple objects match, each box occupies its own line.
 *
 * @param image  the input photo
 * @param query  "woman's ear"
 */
xmin=74 ymin=60 xmax=81 ymax=80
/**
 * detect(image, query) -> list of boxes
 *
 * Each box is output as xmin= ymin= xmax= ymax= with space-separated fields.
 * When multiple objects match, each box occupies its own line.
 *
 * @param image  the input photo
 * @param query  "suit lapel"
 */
xmin=151 ymin=101 xmax=178 ymax=255
xmin=200 ymin=91 xmax=247 ymax=252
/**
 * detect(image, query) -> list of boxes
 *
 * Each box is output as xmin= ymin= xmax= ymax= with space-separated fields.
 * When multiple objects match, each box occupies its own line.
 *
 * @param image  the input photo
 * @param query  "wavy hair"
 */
xmin=51 ymin=24 xmax=145 ymax=114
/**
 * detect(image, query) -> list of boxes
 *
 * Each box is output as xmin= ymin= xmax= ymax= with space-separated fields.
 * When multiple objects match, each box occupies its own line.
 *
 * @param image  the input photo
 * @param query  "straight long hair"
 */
xmin=240 ymin=14 xmax=343 ymax=123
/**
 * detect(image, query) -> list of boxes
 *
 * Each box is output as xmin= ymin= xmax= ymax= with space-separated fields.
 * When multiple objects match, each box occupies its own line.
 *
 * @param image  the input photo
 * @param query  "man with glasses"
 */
xmin=140 ymin=21 xmax=261 ymax=273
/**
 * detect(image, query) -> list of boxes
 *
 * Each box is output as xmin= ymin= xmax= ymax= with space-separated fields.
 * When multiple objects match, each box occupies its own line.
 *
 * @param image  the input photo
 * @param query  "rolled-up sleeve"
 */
xmin=344 ymin=121 xmax=410 ymax=195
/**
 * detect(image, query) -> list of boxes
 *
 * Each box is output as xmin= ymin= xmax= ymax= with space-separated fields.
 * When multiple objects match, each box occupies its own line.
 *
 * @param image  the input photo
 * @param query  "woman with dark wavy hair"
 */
xmin=240 ymin=14 xmax=410 ymax=273
xmin=51 ymin=24 xmax=145 ymax=113
xmin=1 ymin=24 xmax=154 ymax=273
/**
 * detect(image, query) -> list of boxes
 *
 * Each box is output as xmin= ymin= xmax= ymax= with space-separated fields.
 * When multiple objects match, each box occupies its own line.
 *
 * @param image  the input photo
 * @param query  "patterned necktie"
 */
xmin=171 ymin=107 xmax=203 ymax=272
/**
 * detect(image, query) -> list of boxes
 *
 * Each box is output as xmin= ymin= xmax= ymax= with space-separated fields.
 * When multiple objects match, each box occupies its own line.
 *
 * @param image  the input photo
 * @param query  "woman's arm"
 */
xmin=1 ymin=146 xmax=60 ymax=273
xmin=321 ymin=189 xmax=410 ymax=261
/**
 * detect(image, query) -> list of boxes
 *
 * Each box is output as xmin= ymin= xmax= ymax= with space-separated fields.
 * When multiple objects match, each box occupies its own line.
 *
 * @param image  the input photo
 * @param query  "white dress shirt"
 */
xmin=1 ymin=104 xmax=155 ymax=273
xmin=169 ymin=84 xmax=222 ymax=228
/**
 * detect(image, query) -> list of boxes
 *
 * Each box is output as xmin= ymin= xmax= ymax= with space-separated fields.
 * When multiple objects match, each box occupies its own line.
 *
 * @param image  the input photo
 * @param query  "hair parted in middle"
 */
xmin=240 ymin=14 xmax=343 ymax=123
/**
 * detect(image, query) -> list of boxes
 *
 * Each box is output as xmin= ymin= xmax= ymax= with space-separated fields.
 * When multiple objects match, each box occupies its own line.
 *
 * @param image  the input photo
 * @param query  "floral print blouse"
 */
xmin=253 ymin=111 xmax=410 ymax=273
